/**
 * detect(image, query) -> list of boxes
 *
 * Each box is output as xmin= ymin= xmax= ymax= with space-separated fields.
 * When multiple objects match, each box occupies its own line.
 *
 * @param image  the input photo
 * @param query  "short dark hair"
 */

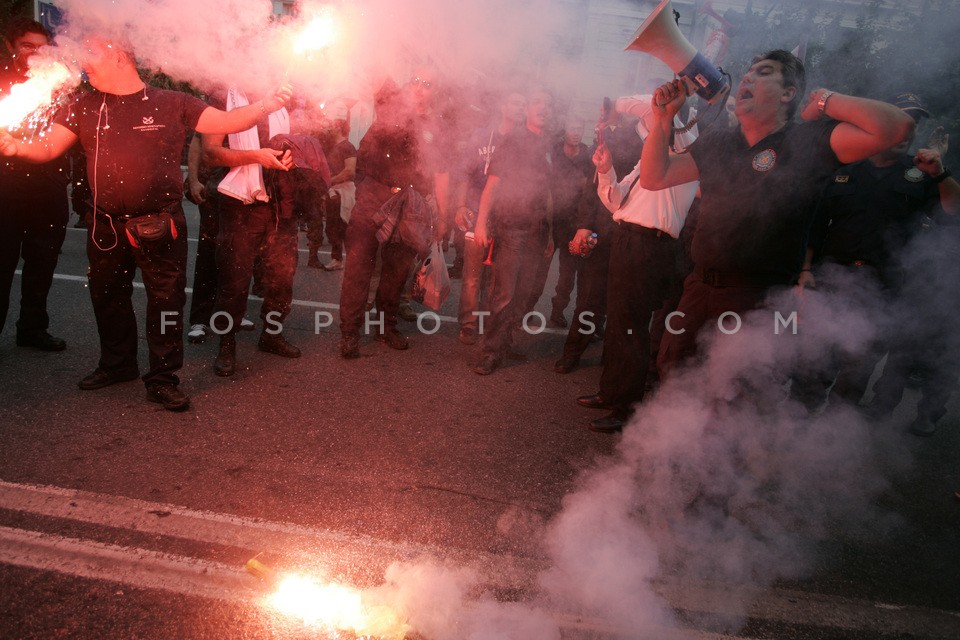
xmin=5 ymin=17 xmax=51 ymax=46
xmin=753 ymin=49 xmax=806 ymax=119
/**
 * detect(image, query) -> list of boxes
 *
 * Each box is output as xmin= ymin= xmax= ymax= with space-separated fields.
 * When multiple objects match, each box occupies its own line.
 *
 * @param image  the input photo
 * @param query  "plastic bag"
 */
xmin=411 ymin=242 xmax=450 ymax=311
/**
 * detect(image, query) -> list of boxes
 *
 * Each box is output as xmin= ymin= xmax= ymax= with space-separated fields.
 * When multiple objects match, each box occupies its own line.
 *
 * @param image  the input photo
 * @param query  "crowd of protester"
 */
xmin=1 ymin=17 xmax=958 ymax=442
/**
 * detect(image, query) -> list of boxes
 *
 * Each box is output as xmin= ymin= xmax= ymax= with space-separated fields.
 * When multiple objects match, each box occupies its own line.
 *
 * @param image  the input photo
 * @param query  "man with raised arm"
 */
xmin=0 ymin=36 xmax=292 ymax=411
xmin=640 ymin=49 xmax=914 ymax=377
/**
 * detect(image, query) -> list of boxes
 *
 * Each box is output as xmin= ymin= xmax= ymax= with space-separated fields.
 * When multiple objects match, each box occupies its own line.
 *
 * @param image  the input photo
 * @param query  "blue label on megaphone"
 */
xmin=680 ymin=51 xmax=729 ymax=104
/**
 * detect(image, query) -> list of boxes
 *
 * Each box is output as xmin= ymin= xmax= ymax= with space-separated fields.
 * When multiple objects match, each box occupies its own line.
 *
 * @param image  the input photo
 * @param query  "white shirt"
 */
xmin=597 ymin=98 xmax=700 ymax=238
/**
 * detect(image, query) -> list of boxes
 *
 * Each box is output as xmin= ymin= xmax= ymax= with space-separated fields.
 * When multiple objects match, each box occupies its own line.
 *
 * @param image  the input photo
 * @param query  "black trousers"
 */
xmin=560 ymin=235 xmax=610 ymax=360
xmin=214 ymin=198 xmax=298 ymax=334
xmin=480 ymin=222 xmax=549 ymax=359
xmin=86 ymin=207 xmax=188 ymax=386
xmin=550 ymin=221 xmax=582 ymax=317
xmin=656 ymin=273 xmax=772 ymax=379
xmin=598 ymin=225 xmax=680 ymax=413
xmin=188 ymin=196 xmax=220 ymax=327
xmin=339 ymin=181 xmax=418 ymax=337
xmin=0 ymin=185 xmax=69 ymax=335
xmin=457 ymin=233 xmax=493 ymax=331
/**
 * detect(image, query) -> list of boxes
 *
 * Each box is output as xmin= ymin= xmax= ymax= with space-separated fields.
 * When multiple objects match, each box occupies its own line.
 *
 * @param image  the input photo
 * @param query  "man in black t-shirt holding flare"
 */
xmin=0 ymin=36 xmax=292 ymax=411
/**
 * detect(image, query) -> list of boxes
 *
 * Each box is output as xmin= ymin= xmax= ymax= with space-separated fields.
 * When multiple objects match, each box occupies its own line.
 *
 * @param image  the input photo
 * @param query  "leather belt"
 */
xmin=695 ymin=266 xmax=789 ymax=288
xmin=617 ymin=220 xmax=674 ymax=239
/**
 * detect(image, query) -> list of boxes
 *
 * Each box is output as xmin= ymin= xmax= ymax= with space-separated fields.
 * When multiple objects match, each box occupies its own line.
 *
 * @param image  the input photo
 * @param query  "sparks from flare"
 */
xmin=292 ymin=9 xmax=340 ymax=57
xmin=0 ymin=59 xmax=77 ymax=134
xmin=266 ymin=573 xmax=408 ymax=639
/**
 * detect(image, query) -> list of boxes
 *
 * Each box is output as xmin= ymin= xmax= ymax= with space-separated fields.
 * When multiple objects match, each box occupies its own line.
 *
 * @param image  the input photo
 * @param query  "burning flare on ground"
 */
xmin=0 ymin=46 xmax=81 ymax=135
xmin=248 ymin=558 xmax=409 ymax=639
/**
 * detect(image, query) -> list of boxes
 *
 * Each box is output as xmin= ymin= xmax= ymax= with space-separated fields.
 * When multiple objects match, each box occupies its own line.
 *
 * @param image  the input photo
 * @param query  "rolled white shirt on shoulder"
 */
xmin=597 ymin=94 xmax=700 ymax=237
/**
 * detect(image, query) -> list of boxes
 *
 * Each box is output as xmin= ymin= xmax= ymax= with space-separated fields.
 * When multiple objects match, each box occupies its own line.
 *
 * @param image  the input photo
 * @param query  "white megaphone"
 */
xmin=626 ymin=0 xmax=729 ymax=104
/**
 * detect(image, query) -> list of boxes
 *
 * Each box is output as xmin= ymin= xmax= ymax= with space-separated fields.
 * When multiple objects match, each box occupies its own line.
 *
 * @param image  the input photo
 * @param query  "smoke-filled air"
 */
xmin=25 ymin=0 xmax=960 ymax=637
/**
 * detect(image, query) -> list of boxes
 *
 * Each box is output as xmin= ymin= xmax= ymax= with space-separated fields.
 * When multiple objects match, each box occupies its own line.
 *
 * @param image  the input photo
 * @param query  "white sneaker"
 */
xmin=240 ymin=318 xmax=255 ymax=331
xmin=324 ymin=259 xmax=344 ymax=271
xmin=187 ymin=324 xmax=208 ymax=344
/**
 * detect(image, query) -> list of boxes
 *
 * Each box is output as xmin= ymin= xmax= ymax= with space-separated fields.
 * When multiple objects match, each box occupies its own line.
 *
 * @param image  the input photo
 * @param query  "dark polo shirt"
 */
xmin=689 ymin=119 xmax=841 ymax=282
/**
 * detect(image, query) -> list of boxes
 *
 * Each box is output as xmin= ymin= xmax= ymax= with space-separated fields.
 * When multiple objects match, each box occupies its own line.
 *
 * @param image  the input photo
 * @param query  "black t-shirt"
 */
xmin=0 ymin=65 xmax=70 ymax=192
xmin=689 ymin=119 xmax=841 ymax=279
xmin=55 ymin=86 xmax=207 ymax=216
xmin=326 ymin=138 xmax=357 ymax=177
xmin=487 ymin=126 xmax=552 ymax=228
xmin=551 ymin=140 xmax=593 ymax=224
xmin=811 ymin=154 xmax=939 ymax=268
xmin=357 ymin=109 xmax=447 ymax=196
xmin=459 ymin=125 xmax=508 ymax=213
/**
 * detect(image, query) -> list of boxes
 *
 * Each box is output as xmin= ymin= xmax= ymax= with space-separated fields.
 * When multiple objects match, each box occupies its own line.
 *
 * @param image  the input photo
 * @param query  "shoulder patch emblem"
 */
xmin=904 ymin=167 xmax=925 ymax=183
xmin=752 ymin=149 xmax=777 ymax=172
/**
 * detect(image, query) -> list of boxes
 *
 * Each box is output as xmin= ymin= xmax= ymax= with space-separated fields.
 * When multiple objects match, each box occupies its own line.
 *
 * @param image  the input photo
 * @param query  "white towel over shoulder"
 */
xmin=216 ymin=87 xmax=291 ymax=204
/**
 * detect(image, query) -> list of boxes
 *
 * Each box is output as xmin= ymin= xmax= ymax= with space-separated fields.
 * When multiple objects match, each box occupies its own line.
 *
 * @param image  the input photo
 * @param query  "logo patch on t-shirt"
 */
xmin=134 ymin=116 xmax=165 ymax=133
xmin=835 ymin=175 xmax=850 ymax=183
xmin=904 ymin=167 xmax=925 ymax=183
xmin=752 ymin=149 xmax=777 ymax=172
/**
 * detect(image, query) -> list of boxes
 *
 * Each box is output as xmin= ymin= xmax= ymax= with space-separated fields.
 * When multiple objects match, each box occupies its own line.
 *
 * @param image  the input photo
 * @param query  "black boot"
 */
xmin=307 ymin=243 xmax=322 ymax=268
xmin=258 ymin=331 xmax=301 ymax=358
xmin=214 ymin=334 xmax=236 ymax=377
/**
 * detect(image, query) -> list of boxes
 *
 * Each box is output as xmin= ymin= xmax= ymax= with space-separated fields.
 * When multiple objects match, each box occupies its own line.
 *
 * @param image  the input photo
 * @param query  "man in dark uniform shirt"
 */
xmin=0 ymin=36 xmax=292 ymax=410
xmin=202 ymin=86 xmax=302 ymax=377
xmin=338 ymin=68 xmax=449 ymax=358
xmin=0 ymin=18 xmax=69 ymax=352
xmin=798 ymin=98 xmax=959 ymax=430
xmin=312 ymin=115 xmax=357 ymax=271
xmin=472 ymin=88 xmax=555 ymax=375
xmin=543 ymin=115 xmax=594 ymax=328
xmin=642 ymin=50 xmax=915 ymax=379
xmin=453 ymin=90 xmax=526 ymax=346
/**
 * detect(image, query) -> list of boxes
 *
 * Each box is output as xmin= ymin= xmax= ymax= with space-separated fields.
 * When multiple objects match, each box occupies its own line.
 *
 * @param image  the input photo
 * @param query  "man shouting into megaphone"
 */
xmin=639 ymin=49 xmax=915 ymax=379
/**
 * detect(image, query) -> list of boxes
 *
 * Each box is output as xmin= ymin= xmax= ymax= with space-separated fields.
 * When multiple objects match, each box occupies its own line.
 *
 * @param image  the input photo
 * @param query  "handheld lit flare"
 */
xmin=285 ymin=8 xmax=340 ymax=79
xmin=246 ymin=557 xmax=408 ymax=639
xmin=593 ymin=96 xmax=612 ymax=181
xmin=0 ymin=47 xmax=81 ymax=136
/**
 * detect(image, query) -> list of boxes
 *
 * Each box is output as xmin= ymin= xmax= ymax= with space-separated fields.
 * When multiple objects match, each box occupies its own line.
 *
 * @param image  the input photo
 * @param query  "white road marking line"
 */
xmin=30 ymin=273 xmax=568 ymax=332
xmin=0 ymin=479 xmax=541 ymax=589
xmin=0 ymin=525 xmax=258 ymax=604
xmin=1 ymin=480 xmax=958 ymax=638
xmin=0 ymin=526 xmax=743 ymax=640
xmin=66 ymin=226 xmax=460 ymax=265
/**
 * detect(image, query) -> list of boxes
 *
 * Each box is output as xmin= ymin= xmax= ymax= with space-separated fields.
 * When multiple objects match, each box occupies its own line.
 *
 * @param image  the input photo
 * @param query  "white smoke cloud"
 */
xmin=538 ymin=273 xmax=923 ymax=631
xmin=38 ymin=1 xmax=956 ymax=636
xmin=348 ymin=270 xmax=929 ymax=639
xmin=51 ymin=0 xmax=579 ymax=111
xmin=372 ymin=560 xmax=561 ymax=640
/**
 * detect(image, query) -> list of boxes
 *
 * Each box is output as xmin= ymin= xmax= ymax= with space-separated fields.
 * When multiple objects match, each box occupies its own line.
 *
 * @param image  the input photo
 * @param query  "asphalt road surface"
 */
xmin=0 ymin=200 xmax=958 ymax=639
